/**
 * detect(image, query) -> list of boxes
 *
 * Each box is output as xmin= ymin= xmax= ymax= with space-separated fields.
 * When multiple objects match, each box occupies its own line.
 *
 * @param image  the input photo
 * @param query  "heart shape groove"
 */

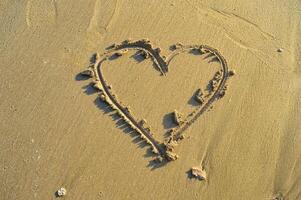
xmin=81 ymin=39 xmax=234 ymax=163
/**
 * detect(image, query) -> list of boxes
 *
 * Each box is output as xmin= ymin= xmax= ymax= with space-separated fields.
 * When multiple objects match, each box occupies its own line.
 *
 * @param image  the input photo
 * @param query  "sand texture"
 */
xmin=1 ymin=0 xmax=301 ymax=200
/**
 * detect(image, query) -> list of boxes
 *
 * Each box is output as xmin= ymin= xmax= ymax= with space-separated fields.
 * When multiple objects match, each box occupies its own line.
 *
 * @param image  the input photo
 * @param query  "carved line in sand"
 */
xmin=81 ymin=39 xmax=235 ymax=163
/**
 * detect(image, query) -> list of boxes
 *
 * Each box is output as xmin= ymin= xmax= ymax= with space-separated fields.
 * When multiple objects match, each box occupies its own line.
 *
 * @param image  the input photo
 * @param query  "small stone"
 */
xmin=277 ymin=48 xmax=283 ymax=53
xmin=190 ymin=166 xmax=206 ymax=180
xmin=57 ymin=187 xmax=67 ymax=197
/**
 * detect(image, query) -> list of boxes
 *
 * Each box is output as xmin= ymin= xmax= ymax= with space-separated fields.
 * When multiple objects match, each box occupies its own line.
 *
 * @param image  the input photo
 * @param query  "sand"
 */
xmin=1 ymin=0 xmax=301 ymax=199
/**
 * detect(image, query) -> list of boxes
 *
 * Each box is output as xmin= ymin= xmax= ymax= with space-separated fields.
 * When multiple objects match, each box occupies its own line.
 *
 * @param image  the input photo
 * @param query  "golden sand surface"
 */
xmin=1 ymin=0 xmax=301 ymax=199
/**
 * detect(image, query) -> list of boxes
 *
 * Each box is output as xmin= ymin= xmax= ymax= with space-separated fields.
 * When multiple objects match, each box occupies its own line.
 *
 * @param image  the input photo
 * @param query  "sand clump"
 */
xmin=80 ymin=69 xmax=94 ymax=77
xmin=172 ymin=110 xmax=184 ymax=125
xmin=194 ymin=88 xmax=204 ymax=104
xmin=115 ymin=49 xmax=129 ymax=57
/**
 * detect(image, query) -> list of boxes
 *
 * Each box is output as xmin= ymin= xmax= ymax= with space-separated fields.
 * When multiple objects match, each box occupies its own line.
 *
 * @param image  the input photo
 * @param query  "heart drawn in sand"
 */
xmin=81 ymin=39 xmax=234 ymax=163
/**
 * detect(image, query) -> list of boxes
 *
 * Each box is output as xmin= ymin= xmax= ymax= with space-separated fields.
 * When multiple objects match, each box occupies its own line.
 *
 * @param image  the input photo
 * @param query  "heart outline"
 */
xmin=83 ymin=39 xmax=232 ymax=162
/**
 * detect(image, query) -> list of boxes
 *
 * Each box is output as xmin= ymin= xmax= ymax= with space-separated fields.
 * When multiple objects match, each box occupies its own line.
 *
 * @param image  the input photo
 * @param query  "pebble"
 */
xmin=277 ymin=48 xmax=283 ymax=53
xmin=57 ymin=187 xmax=67 ymax=197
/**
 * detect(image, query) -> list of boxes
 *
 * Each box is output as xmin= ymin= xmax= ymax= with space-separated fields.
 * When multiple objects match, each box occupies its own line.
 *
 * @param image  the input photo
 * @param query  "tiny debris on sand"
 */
xmin=277 ymin=48 xmax=283 ymax=53
xmin=57 ymin=187 xmax=67 ymax=197
xmin=190 ymin=166 xmax=207 ymax=180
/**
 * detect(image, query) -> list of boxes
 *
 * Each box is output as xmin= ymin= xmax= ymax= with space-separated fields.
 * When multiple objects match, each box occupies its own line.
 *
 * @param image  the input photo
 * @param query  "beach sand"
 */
xmin=1 ymin=0 xmax=301 ymax=199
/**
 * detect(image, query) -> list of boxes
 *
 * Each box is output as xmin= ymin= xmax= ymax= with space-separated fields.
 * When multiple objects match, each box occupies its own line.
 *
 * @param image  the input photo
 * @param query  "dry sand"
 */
xmin=1 ymin=0 xmax=301 ymax=199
